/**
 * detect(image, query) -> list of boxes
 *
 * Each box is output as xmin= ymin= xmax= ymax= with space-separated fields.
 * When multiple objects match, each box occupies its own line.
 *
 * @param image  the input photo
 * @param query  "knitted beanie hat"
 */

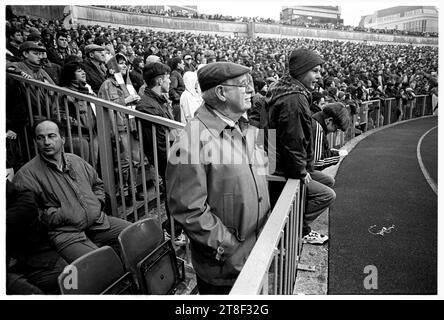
xmin=289 ymin=48 xmax=324 ymax=78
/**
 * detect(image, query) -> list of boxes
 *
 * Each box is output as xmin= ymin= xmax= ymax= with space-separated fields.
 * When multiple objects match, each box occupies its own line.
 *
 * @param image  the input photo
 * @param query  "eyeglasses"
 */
xmin=184 ymin=57 xmax=192 ymax=60
xmin=221 ymin=82 xmax=249 ymax=89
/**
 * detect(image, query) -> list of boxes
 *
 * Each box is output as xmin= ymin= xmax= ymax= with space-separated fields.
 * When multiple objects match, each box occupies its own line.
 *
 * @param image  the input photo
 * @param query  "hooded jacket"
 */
xmin=265 ymin=73 xmax=314 ymax=178
xmin=180 ymin=71 xmax=203 ymax=122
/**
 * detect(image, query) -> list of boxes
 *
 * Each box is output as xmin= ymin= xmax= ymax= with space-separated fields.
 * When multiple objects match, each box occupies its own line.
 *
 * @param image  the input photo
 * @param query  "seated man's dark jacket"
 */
xmin=6 ymin=180 xmax=59 ymax=269
xmin=265 ymin=73 xmax=314 ymax=179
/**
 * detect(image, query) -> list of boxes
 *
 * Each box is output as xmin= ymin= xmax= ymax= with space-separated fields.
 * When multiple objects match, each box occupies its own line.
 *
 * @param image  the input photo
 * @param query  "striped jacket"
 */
xmin=312 ymin=113 xmax=340 ymax=171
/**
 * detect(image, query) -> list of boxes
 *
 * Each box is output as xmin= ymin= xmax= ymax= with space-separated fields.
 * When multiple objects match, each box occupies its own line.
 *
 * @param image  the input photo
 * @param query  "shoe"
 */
xmin=164 ymin=230 xmax=187 ymax=246
xmin=302 ymin=230 xmax=328 ymax=245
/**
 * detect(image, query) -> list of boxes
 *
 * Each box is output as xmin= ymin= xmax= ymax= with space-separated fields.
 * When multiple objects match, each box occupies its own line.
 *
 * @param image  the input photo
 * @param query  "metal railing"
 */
xmin=6 ymin=73 xmax=186 ymax=242
xmin=231 ymin=94 xmax=433 ymax=295
xmin=329 ymin=95 xmax=432 ymax=148
xmin=7 ymin=73 xmax=433 ymax=295
xmin=230 ymin=178 xmax=305 ymax=295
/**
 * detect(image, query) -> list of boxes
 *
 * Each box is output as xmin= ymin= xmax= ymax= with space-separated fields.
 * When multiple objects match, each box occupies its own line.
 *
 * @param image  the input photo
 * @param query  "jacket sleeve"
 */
xmin=82 ymin=159 xmax=106 ymax=209
xmin=166 ymin=137 xmax=241 ymax=262
xmin=13 ymin=169 xmax=65 ymax=228
xmin=277 ymin=94 xmax=313 ymax=178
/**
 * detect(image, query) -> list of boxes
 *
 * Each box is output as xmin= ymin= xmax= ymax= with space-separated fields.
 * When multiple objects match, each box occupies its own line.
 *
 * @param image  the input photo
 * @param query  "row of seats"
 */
xmin=57 ymin=217 xmax=186 ymax=295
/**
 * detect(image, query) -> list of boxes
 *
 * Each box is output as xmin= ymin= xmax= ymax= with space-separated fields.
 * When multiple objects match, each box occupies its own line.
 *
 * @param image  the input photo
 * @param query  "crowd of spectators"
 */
xmin=6 ymin=11 xmax=439 ymax=133
xmin=95 ymin=5 xmax=438 ymax=38
xmin=4 ymin=8 xmax=439 ymax=294
xmin=6 ymin=10 xmax=439 ymax=141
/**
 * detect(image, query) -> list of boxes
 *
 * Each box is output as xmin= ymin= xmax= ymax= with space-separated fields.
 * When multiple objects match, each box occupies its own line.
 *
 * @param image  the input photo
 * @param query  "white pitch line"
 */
xmin=417 ymin=126 xmax=438 ymax=195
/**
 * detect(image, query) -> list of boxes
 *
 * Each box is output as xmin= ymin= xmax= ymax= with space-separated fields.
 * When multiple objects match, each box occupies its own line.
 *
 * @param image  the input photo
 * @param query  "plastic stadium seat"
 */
xmin=137 ymin=240 xmax=185 ymax=294
xmin=118 ymin=217 xmax=185 ymax=294
xmin=58 ymin=246 xmax=136 ymax=295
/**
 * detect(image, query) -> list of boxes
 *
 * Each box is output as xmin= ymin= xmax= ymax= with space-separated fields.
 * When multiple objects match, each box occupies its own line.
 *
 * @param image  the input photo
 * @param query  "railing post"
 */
xmin=386 ymin=99 xmax=391 ymax=125
xmin=376 ymin=101 xmax=381 ymax=128
xmin=96 ymin=103 xmax=118 ymax=217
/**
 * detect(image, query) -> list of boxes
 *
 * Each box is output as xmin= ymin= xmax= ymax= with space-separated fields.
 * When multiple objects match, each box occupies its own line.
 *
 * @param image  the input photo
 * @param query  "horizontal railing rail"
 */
xmin=330 ymin=95 xmax=432 ymax=149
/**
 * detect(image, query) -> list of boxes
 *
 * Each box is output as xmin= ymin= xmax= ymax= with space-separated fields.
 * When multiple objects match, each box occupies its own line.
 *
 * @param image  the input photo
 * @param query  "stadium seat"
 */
xmin=58 ymin=246 xmax=137 ymax=295
xmin=118 ymin=217 xmax=185 ymax=294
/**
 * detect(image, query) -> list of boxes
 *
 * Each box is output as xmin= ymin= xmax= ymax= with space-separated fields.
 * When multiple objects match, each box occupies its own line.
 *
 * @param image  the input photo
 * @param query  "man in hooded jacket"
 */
xmin=265 ymin=48 xmax=336 ymax=245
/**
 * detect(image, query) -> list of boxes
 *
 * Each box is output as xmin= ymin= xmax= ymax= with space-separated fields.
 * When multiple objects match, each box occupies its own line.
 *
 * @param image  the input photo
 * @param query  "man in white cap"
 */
xmin=166 ymin=62 xmax=270 ymax=294
xmin=266 ymin=48 xmax=335 ymax=245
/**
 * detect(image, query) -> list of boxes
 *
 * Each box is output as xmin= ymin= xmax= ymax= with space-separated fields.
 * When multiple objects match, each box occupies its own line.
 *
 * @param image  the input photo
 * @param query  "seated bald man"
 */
xmin=13 ymin=118 xmax=131 ymax=263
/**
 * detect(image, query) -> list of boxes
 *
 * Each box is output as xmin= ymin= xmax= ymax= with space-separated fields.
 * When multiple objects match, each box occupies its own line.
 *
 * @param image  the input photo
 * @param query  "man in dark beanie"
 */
xmin=266 ymin=48 xmax=335 ymax=245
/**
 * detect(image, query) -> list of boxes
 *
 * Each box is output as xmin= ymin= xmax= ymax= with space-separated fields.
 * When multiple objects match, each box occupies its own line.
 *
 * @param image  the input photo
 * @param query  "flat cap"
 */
xmin=145 ymin=55 xmax=161 ymax=64
xmin=85 ymin=44 xmax=105 ymax=55
xmin=197 ymin=62 xmax=251 ymax=92
xmin=20 ymin=41 xmax=46 ymax=52
xmin=143 ymin=62 xmax=171 ymax=82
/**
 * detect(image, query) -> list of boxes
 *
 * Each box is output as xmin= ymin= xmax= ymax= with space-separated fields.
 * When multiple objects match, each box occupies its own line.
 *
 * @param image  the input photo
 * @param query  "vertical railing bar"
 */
xmin=25 ymin=85 xmax=35 ymax=158
xmin=23 ymin=126 xmax=32 ymax=161
xmin=54 ymin=93 xmax=61 ymax=122
xmin=293 ymin=197 xmax=298 ymax=285
xmin=165 ymin=127 xmax=177 ymax=250
xmin=64 ymin=97 xmax=74 ymax=154
xmin=273 ymin=252 xmax=278 ymax=295
xmin=151 ymin=124 xmax=163 ymax=230
xmin=75 ymin=99 xmax=85 ymax=159
xmin=137 ymin=119 xmax=149 ymax=218
xmin=94 ymin=102 xmax=117 ymax=216
xmin=36 ymin=87 xmax=42 ymax=117
xmin=289 ymin=201 xmax=295 ymax=289
xmin=284 ymin=218 xmax=290 ymax=294
xmin=387 ymin=99 xmax=392 ymax=125
xmin=279 ymin=233 xmax=284 ymax=295
xmin=262 ymin=272 xmax=269 ymax=295
xmin=126 ymin=114 xmax=138 ymax=221
xmin=45 ymin=89 xmax=51 ymax=118
xmin=112 ymin=110 xmax=127 ymax=219
xmin=86 ymin=102 xmax=96 ymax=167
xmin=299 ymin=183 xmax=306 ymax=256
xmin=376 ymin=101 xmax=381 ymax=128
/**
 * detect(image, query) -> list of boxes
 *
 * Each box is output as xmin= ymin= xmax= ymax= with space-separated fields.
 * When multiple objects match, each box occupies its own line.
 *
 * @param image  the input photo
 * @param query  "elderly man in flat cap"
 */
xmin=266 ymin=48 xmax=336 ymax=245
xmin=166 ymin=62 xmax=271 ymax=294
xmin=81 ymin=44 xmax=107 ymax=94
